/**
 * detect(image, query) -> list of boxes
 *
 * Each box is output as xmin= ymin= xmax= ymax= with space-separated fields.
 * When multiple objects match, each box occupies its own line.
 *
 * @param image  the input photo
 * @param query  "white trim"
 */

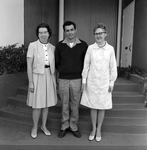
xmin=116 ymin=0 xmax=122 ymax=66
xmin=22 ymin=0 xmax=24 ymax=45
xmin=59 ymin=0 xmax=64 ymax=41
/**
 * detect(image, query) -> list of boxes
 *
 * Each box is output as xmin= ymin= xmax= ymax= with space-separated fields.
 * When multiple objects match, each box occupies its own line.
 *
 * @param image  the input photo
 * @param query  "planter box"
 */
xmin=0 ymin=72 xmax=27 ymax=108
xmin=130 ymin=74 xmax=147 ymax=94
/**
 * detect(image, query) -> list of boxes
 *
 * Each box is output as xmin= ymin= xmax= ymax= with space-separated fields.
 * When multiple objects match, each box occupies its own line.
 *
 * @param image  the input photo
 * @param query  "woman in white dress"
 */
xmin=81 ymin=23 xmax=117 ymax=141
xmin=27 ymin=23 xmax=57 ymax=138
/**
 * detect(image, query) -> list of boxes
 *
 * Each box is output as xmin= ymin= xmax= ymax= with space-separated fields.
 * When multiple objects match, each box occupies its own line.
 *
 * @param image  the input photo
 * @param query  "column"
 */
xmin=116 ymin=0 xmax=122 ymax=66
xmin=59 ymin=0 xmax=64 ymax=41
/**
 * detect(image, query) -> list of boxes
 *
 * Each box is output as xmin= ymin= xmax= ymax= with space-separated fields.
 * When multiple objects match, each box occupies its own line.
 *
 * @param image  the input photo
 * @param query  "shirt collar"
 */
xmin=94 ymin=42 xmax=109 ymax=50
xmin=62 ymin=37 xmax=81 ymax=44
xmin=37 ymin=40 xmax=50 ymax=50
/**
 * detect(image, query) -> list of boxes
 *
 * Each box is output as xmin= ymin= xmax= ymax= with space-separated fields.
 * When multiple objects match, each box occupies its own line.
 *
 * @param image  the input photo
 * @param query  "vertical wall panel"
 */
xmin=24 ymin=0 xmax=42 ymax=47
xmin=24 ymin=0 xmax=59 ymax=47
xmin=74 ymin=0 xmax=91 ymax=44
xmin=132 ymin=0 xmax=147 ymax=72
xmin=65 ymin=0 xmax=118 ymax=50
xmin=91 ymin=0 xmax=118 ymax=48
xmin=42 ymin=0 xmax=59 ymax=45
xmin=64 ymin=0 xmax=91 ymax=44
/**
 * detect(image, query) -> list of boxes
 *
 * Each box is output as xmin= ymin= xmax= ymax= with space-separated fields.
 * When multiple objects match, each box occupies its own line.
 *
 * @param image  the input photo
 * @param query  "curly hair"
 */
xmin=36 ymin=23 xmax=52 ymax=38
xmin=93 ymin=23 xmax=107 ymax=35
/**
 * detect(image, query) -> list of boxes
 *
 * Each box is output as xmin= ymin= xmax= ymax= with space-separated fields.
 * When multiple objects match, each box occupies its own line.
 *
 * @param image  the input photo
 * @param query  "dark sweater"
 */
xmin=55 ymin=39 xmax=88 ymax=79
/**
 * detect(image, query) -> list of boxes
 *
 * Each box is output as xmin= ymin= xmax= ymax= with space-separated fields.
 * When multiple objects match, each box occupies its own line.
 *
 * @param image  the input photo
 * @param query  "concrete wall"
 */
xmin=0 ymin=73 xmax=27 ymax=108
xmin=0 ymin=0 xmax=24 ymax=46
xmin=132 ymin=0 xmax=147 ymax=72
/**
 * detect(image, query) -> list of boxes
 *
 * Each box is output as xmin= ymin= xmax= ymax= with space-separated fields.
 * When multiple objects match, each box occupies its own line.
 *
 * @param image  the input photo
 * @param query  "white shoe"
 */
xmin=41 ymin=126 xmax=51 ymax=136
xmin=89 ymin=135 xmax=95 ymax=141
xmin=31 ymin=130 xmax=37 ymax=139
xmin=96 ymin=136 xmax=102 ymax=142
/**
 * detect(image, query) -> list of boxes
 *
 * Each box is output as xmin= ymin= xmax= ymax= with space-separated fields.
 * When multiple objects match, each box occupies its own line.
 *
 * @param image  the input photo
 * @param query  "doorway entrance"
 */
xmin=121 ymin=1 xmax=135 ymax=67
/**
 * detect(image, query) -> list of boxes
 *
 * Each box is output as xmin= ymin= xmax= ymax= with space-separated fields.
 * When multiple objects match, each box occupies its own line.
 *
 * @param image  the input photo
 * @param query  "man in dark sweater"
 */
xmin=55 ymin=21 xmax=88 ymax=138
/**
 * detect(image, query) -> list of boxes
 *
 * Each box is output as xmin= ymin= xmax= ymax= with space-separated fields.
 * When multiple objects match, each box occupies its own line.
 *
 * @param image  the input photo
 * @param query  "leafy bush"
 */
xmin=118 ymin=65 xmax=147 ymax=79
xmin=0 ymin=44 xmax=27 ymax=75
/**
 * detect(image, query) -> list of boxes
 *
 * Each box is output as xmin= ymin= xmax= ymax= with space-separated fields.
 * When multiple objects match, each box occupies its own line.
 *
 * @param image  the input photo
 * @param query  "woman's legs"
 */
xmin=41 ymin=107 xmax=49 ymax=130
xmin=96 ymin=110 xmax=105 ymax=137
xmin=90 ymin=109 xmax=97 ymax=136
xmin=32 ymin=108 xmax=41 ymax=133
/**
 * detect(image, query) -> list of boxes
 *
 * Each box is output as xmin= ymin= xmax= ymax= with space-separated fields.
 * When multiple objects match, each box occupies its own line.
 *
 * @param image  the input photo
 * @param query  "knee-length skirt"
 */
xmin=80 ymin=78 xmax=112 ymax=110
xmin=27 ymin=68 xmax=57 ymax=109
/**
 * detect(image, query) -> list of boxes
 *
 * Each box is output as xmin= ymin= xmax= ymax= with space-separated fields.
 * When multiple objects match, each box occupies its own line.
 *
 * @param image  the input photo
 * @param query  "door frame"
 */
xmin=120 ymin=0 xmax=135 ymax=67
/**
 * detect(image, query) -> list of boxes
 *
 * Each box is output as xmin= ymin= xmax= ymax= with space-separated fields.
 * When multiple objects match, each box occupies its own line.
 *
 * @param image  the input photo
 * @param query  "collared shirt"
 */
xmin=62 ymin=37 xmax=81 ymax=48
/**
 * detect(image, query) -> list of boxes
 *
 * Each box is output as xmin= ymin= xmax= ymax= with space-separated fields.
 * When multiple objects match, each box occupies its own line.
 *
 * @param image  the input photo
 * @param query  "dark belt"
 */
xmin=44 ymin=65 xmax=50 ymax=68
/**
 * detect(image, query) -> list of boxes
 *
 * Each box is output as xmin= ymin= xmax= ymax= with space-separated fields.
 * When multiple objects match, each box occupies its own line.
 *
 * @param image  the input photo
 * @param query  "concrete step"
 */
xmin=0 ymin=118 xmax=147 ymax=150
xmin=6 ymin=100 xmax=147 ymax=118
xmin=114 ymin=84 xmax=138 ymax=92
xmin=0 ymin=105 xmax=147 ymax=134
xmin=9 ymin=91 xmax=145 ymax=107
xmin=17 ymin=81 xmax=139 ymax=96
xmin=3 ymin=105 xmax=147 ymax=125
xmin=8 ymin=95 xmax=146 ymax=111
xmin=114 ymin=78 xmax=139 ymax=92
xmin=8 ymin=94 xmax=145 ymax=111
xmin=0 ymin=78 xmax=147 ymax=149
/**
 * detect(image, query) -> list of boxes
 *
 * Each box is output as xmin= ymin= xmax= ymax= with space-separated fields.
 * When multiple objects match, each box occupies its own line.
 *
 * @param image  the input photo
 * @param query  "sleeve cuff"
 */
xmin=82 ymin=78 xmax=86 ymax=84
xmin=109 ymin=81 xmax=114 ymax=87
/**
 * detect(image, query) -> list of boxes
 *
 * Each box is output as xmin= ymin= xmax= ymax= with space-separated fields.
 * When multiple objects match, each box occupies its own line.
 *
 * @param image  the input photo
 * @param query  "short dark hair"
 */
xmin=63 ymin=21 xmax=76 ymax=31
xmin=93 ymin=23 xmax=107 ymax=35
xmin=36 ymin=23 xmax=52 ymax=38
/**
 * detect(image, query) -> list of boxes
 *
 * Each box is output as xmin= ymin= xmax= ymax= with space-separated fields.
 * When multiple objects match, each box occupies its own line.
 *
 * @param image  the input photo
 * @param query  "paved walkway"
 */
xmin=0 ymin=118 xmax=147 ymax=150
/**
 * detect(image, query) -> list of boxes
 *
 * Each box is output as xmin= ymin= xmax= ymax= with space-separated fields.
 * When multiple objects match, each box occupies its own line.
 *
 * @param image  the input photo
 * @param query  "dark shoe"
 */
xmin=71 ymin=129 xmax=81 ymax=138
xmin=58 ymin=129 xmax=68 ymax=138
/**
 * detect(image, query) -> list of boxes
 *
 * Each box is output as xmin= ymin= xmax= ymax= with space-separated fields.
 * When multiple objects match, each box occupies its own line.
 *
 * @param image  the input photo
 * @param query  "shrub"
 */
xmin=117 ymin=65 xmax=147 ymax=79
xmin=0 ymin=44 xmax=27 ymax=75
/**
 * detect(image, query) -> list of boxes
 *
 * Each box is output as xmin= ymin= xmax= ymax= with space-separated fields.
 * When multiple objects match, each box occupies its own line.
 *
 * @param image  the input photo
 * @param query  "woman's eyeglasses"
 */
xmin=94 ymin=32 xmax=106 ymax=36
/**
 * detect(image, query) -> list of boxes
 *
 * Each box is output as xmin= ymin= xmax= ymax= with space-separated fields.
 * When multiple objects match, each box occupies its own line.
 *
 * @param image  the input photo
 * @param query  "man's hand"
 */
xmin=81 ymin=83 xmax=86 ymax=92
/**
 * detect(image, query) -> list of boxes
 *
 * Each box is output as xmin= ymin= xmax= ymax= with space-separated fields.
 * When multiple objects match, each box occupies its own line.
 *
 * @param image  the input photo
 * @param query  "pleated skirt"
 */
xmin=27 ymin=68 xmax=57 ymax=109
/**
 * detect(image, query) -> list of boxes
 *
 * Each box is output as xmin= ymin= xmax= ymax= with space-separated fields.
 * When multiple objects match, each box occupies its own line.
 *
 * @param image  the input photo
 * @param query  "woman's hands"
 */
xmin=82 ymin=83 xmax=114 ymax=93
xmin=108 ymin=86 xmax=114 ymax=93
xmin=29 ymin=81 xmax=34 ymax=93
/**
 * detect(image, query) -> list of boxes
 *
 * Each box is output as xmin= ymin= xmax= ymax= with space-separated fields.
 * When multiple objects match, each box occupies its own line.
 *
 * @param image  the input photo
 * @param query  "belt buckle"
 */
xmin=45 ymin=65 xmax=49 ymax=68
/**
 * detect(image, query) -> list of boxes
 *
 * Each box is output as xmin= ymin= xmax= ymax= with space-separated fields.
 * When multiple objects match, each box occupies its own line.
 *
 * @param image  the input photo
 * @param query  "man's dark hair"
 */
xmin=63 ymin=21 xmax=76 ymax=31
